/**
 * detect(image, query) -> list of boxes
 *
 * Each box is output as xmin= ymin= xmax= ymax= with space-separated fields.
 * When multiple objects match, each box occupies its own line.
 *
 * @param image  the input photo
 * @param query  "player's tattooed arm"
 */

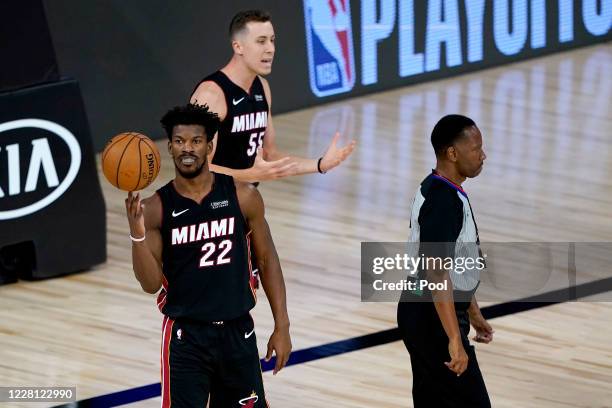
xmin=260 ymin=77 xmax=357 ymax=175
xmin=190 ymin=81 xmax=228 ymax=120
xmin=125 ymin=192 xmax=164 ymax=294
xmin=190 ymin=81 xmax=226 ymax=170
xmin=236 ymin=182 xmax=292 ymax=374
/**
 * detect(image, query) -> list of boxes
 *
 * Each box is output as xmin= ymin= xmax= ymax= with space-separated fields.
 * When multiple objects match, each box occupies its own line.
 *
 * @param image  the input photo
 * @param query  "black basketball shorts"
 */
xmin=160 ymin=313 xmax=268 ymax=407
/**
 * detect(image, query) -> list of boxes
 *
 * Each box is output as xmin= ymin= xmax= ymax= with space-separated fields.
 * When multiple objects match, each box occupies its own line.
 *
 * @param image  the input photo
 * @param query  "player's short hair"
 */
xmin=431 ymin=114 xmax=476 ymax=157
xmin=229 ymin=10 xmax=271 ymax=39
xmin=160 ymin=103 xmax=219 ymax=142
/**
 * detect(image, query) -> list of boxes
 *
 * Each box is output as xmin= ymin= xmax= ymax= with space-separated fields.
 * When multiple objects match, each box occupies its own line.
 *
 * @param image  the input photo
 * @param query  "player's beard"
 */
xmin=175 ymin=155 xmax=206 ymax=179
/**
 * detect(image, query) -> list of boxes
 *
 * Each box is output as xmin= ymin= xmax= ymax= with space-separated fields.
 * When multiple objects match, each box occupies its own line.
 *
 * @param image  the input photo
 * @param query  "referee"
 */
xmin=397 ymin=114 xmax=493 ymax=407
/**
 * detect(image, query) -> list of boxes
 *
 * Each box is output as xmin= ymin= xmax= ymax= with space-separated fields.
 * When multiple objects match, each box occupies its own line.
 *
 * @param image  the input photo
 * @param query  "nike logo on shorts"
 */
xmin=244 ymin=328 xmax=255 ymax=339
xmin=172 ymin=209 xmax=190 ymax=217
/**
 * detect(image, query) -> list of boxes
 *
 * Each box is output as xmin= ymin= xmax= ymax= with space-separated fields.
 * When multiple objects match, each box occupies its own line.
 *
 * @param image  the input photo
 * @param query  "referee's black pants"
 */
xmin=397 ymin=301 xmax=491 ymax=408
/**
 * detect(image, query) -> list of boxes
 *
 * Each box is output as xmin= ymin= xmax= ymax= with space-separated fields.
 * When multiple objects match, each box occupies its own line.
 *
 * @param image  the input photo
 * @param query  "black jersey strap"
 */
xmin=189 ymin=71 xmax=233 ymax=123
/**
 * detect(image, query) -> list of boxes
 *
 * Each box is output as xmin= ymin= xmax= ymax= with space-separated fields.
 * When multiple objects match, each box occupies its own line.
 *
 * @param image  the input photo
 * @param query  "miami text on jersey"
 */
xmin=171 ymin=217 xmax=236 ymax=245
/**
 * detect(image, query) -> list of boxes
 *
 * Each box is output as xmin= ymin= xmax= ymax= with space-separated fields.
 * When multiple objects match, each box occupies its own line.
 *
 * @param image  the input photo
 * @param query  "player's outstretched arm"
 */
xmin=211 ymin=148 xmax=298 ymax=182
xmin=191 ymin=80 xmax=298 ymax=182
xmin=125 ymin=191 xmax=163 ymax=294
xmin=236 ymin=182 xmax=292 ymax=374
xmin=260 ymin=77 xmax=357 ymax=176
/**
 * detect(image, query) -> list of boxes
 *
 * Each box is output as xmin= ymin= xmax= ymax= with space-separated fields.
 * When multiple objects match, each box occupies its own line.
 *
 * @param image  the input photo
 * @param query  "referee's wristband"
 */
xmin=130 ymin=233 xmax=146 ymax=242
xmin=317 ymin=157 xmax=327 ymax=174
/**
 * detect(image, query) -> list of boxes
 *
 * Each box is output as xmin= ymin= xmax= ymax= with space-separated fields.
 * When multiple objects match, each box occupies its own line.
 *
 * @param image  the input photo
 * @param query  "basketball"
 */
xmin=101 ymin=132 xmax=161 ymax=191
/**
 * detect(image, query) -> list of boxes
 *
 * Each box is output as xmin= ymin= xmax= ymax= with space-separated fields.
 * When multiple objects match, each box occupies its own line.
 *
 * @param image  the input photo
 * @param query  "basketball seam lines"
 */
xmin=102 ymin=132 xmax=131 ymax=167
xmin=141 ymin=138 xmax=160 ymax=174
xmin=135 ymin=138 xmax=143 ymax=191
xmin=116 ymin=135 xmax=137 ymax=190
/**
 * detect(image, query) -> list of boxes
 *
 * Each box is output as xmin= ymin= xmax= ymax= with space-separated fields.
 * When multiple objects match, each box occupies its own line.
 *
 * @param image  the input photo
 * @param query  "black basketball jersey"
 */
xmin=155 ymin=173 xmax=256 ymax=322
xmin=191 ymin=71 xmax=269 ymax=170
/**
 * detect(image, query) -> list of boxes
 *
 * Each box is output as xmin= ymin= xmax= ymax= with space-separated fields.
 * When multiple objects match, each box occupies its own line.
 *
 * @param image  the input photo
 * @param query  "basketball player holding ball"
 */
xmin=190 ymin=10 xmax=356 ymax=182
xmin=125 ymin=103 xmax=290 ymax=407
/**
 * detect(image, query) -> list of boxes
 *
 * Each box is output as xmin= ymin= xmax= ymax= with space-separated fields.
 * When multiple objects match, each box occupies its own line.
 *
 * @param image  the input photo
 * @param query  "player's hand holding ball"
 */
xmin=101 ymin=132 xmax=161 ymax=241
xmin=125 ymin=191 xmax=145 ymax=241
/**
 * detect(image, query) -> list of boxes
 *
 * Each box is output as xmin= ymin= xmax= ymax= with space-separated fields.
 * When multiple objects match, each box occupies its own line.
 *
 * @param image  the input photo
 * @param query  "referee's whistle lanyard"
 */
xmin=431 ymin=169 xmax=466 ymax=195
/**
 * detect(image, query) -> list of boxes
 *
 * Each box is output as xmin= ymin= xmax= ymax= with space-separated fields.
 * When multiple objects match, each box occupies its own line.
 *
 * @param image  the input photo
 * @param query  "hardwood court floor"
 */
xmin=1 ymin=43 xmax=611 ymax=407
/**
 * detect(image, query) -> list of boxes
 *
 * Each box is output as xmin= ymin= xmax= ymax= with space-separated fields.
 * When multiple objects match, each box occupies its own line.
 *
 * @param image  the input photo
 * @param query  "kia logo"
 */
xmin=0 ymin=119 xmax=81 ymax=220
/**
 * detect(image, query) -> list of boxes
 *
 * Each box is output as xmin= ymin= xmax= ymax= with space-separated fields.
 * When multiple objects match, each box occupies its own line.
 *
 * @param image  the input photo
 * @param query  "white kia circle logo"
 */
xmin=0 ymin=119 xmax=82 ymax=220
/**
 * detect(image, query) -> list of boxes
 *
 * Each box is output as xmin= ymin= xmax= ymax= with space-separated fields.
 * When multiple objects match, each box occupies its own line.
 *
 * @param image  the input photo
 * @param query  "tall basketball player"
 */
xmin=190 ymin=9 xmax=356 ymax=182
xmin=397 ymin=115 xmax=493 ymax=407
xmin=125 ymin=103 xmax=290 ymax=407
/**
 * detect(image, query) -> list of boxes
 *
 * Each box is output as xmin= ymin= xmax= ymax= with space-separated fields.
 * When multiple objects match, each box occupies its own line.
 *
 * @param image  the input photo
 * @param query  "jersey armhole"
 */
xmin=230 ymin=180 xmax=252 ymax=235
xmin=155 ymin=190 xmax=164 ymax=230
xmin=191 ymin=77 xmax=230 ymax=123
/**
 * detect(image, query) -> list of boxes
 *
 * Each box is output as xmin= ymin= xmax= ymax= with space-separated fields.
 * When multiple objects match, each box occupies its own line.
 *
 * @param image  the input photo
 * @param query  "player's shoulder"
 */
xmin=258 ymin=76 xmax=272 ymax=99
xmin=234 ymin=181 xmax=259 ymax=197
xmin=234 ymin=181 xmax=263 ymax=209
xmin=191 ymin=80 xmax=225 ymax=102
xmin=141 ymin=192 xmax=163 ymax=227
xmin=141 ymin=191 xmax=162 ymax=205
xmin=191 ymin=78 xmax=227 ymax=119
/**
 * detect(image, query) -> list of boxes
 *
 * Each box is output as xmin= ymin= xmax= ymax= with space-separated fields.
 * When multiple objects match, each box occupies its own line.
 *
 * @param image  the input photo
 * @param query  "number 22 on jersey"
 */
xmin=200 ymin=239 xmax=232 ymax=267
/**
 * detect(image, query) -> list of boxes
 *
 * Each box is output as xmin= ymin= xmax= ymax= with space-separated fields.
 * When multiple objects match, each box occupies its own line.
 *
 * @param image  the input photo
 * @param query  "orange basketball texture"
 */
xmin=101 ymin=132 xmax=161 ymax=191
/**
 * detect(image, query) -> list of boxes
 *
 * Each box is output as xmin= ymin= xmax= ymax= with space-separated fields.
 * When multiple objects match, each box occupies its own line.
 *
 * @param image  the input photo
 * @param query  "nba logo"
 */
xmin=304 ymin=0 xmax=356 ymax=97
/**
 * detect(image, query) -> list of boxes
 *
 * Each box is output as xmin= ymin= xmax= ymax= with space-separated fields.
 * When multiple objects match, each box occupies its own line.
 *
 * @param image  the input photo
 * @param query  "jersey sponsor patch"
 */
xmin=210 ymin=200 xmax=229 ymax=209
